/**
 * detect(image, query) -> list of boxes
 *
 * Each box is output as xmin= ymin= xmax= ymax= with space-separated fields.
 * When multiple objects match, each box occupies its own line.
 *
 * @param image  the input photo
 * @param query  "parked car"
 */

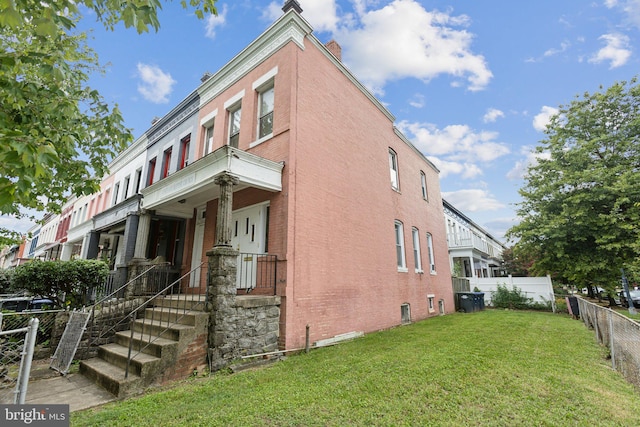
xmin=619 ymin=290 xmax=640 ymax=308
xmin=0 ymin=296 xmax=54 ymax=312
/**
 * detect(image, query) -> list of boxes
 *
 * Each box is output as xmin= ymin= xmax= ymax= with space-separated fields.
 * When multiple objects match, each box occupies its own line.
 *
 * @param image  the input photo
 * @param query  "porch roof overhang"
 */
xmin=141 ymin=145 xmax=284 ymax=218
xmin=93 ymin=194 xmax=142 ymax=233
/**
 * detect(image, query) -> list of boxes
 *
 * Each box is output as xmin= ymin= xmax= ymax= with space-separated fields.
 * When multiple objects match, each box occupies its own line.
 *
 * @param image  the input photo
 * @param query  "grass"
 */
xmin=72 ymin=310 xmax=640 ymax=426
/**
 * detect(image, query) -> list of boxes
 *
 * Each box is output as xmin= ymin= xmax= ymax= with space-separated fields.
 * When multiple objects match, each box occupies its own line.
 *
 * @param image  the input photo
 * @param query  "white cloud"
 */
xmin=433 ymin=159 xmax=483 ymax=179
xmin=262 ymin=2 xmax=282 ymax=21
xmin=136 ymin=63 xmax=176 ymax=104
xmin=605 ymin=0 xmax=640 ymax=28
xmin=399 ymin=121 xmax=509 ymax=162
xmin=299 ymin=0 xmax=339 ymax=32
xmin=532 ymin=105 xmax=559 ymax=132
xmin=589 ymin=33 xmax=632 ymax=68
xmin=506 ymin=146 xmax=551 ymax=180
xmin=409 ymin=93 xmax=425 ymax=108
xmin=266 ymin=0 xmax=339 ymax=32
xmin=398 ymin=120 xmax=508 ymax=181
xmin=483 ymin=108 xmax=504 ymax=123
xmin=336 ymin=0 xmax=492 ymax=94
xmin=442 ymin=189 xmax=505 ymax=212
xmin=205 ymin=4 xmax=227 ymax=39
xmin=0 ymin=214 xmax=37 ymax=235
xmin=543 ymin=40 xmax=571 ymax=57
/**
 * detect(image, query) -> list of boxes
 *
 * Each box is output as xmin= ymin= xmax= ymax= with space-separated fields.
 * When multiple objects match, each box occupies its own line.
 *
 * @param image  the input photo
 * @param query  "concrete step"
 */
xmin=114 ymin=330 xmax=179 ymax=359
xmin=131 ymin=318 xmax=195 ymax=341
xmin=153 ymin=294 xmax=207 ymax=311
xmin=142 ymin=306 xmax=206 ymax=326
xmin=97 ymin=343 xmax=162 ymax=378
xmin=79 ymin=357 xmax=142 ymax=398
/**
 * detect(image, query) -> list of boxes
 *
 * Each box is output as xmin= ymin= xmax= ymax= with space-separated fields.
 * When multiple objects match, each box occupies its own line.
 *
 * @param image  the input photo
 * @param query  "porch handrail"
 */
xmin=124 ymin=262 xmax=207 ymax=378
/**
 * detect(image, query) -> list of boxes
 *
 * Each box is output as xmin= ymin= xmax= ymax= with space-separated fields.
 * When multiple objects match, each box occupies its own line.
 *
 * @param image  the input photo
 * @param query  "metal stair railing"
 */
xmin=124 ymin=262 xmax=207 ymax=379
xmin=84 ymin=264 xmax=164 ymax=355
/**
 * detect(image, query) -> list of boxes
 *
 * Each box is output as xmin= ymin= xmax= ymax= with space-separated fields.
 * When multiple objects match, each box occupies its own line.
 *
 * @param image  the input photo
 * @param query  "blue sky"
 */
xmin=4 ymin=0 xmax=640 ymax=242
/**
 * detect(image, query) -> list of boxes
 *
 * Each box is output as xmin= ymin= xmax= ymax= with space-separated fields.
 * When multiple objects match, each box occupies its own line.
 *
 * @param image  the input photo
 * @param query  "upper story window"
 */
xmin=420 ymin=171 xmax=428 ymax=201
xmin=161 ymin=147 xmax=172 ymax=179
xmin=389 ymin=149 xmax=399 ymax=191
xmin=179 ymin=134 xmax=191 ymax=170
xmin=134 ymin=168 xmax=142 ymax=194
xmin=203 ymin=122 xmax=214 ymax=155
xmin=147 ymin=158 xmax=156 ymax=186
xmin=258 ymin=85 xmax=274 ymax=139
xmin=395 ymin=220 xmax=407 ymax=272
xmin=112 ymin=183 xmax=120 ymax=206
xmin=123 ymin=175 xmax=130 ymax=200
xmin=228 ymin=106 xmax=241 ymax=148
xmin=412 ymin=227 xmax=422 ymax=273
xmin=426 ymin=232 xmax=436 ymax=274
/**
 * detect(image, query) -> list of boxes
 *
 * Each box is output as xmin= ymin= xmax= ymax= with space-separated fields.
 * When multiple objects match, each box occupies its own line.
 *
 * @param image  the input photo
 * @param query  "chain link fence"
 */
xmin=577 ymin=298 xmax=640 ymax=389
xmin=0 ymin=318 xmax=39 ymax=404
xmin=1 ymin=310 xmax=64 ymax=359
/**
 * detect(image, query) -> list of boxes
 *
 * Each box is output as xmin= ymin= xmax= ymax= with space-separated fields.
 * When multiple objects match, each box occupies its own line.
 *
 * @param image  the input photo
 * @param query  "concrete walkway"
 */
xmin=24 ymin=371 xmax=116 ymax=412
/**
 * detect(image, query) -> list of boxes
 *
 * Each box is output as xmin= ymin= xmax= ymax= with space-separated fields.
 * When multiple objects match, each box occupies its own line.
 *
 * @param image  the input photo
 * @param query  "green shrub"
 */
xmin=11 ymin=259 xmax=109 ymax=309
xmin=491 ymin=284 xmax=533 ymax=310
xmin=0 ymin=268 xmax=13 ymax=293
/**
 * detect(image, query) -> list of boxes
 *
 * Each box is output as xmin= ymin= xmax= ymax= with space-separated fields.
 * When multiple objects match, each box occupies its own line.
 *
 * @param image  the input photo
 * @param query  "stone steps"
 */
xmin=79 ymin=295 xmax=208 ymax=398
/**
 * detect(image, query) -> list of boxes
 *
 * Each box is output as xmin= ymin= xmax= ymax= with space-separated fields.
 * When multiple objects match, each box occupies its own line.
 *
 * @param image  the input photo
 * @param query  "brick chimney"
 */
xmin=325 ymin=40 xmax=342 ymax=61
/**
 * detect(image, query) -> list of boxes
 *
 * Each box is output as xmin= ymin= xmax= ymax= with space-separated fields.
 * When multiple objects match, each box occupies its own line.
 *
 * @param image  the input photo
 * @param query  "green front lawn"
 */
xmin=73 ymin=310 xmax=640 ymax=426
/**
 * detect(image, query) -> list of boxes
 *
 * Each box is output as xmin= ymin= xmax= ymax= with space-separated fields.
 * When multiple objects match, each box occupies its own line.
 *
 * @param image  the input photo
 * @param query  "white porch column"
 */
xmin=133 ymin=211 xmax=152 ymax=259
xmin=60 ymin=242 xmax=73 ymax=261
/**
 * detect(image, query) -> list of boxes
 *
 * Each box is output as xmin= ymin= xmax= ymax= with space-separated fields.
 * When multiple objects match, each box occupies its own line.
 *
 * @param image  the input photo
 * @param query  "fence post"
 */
xmin=609 ymin=309 xmax=615 ymax=370
xmin=14 ymin=318 xmax=40 ymax=404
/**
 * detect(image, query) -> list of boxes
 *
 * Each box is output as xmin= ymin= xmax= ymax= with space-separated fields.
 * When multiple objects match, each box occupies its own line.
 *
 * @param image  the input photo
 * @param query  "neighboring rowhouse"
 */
xmin=443 ymin=199 xmax=506 ymax=279
xmin=16 ymin=4 xmax=456 ymax=350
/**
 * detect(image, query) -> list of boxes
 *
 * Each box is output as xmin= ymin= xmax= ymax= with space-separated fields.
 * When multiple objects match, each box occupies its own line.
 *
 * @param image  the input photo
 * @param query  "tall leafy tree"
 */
xmin=507 ymin=78 xmax=640 ymax=291
xmin=0 ymin=0 xmax=216 ymax=238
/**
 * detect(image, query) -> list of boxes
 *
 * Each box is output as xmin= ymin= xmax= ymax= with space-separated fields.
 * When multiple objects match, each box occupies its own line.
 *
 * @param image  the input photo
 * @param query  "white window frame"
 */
xmin=427 ymin=294 xmax=435 ymax=313
xmin=112 ymin=183 xmax=120 ymax=206
xmin=200 ymin=109 xmax=217 ymax=156
xmin=389 ymin=148 xmax=399 ymax=191
xmin=420 ymin=170 xmax=428 ymax=201
xmin=251 ymin=67 xmax=278 ymax=148
xmin=122 ymin=175 xmax=130 ymax=200
xmin=427 ymin=232 xmax=436 ymax=274
xmin=395 ymin=220 xmax=407 ymax=272
xmin=412 ymin=227 xmax=423 ymax=273
xmin=228 ymin=105 xmax=242 ymax=148
xmin=256 ymin=85 xmax=274 ymax=140
xmin=224 ymin=90 xmax=244 ymax=149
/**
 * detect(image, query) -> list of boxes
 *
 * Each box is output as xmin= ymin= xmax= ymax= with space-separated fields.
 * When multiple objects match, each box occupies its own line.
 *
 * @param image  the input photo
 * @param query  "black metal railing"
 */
xmin=84 ymin=264 xmax=164 ymax=356
xmin=124 ymin=262 xmax=207 ymax=378
xmin=237 ymin=253 xmax=277 ymax=295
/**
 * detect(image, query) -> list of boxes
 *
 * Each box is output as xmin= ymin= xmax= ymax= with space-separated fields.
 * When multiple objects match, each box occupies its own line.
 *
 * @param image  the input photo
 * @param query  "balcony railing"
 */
xmin=236 ymin=253 xmax=277 ymax=295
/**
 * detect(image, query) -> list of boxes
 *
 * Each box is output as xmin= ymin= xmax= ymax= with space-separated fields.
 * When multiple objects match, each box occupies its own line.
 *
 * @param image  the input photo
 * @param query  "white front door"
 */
xmin=189 ymin=206 xmax=207 ymax=287
xmin=231 ymin=203 xmax=268 ymax=290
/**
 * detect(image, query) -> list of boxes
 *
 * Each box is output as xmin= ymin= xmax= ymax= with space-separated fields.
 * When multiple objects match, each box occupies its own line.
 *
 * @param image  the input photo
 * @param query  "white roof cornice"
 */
xmin=197 ymin=10 xmax=312 ymax=107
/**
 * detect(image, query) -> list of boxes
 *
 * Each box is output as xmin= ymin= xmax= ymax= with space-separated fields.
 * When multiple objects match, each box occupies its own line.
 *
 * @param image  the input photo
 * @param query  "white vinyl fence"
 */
xmin=469 ymin=275 xmax=555 ymax=306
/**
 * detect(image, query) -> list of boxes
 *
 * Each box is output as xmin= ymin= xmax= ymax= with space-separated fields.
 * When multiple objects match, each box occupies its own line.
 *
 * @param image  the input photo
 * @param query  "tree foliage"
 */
xmin=507 ymin=78 xmax=640 ymax=290
xmin=501 ymin=246 xmax=533 ymax=277
xmin=0 ymin=0 xmax=216 ymax=224
xmin=10 ymin=259 xmax=110 ymax=309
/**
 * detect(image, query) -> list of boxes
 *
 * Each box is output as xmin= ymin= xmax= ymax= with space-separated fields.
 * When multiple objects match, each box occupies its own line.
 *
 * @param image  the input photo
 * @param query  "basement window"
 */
xmin=401 ymin=303 xmax=411 ymax=324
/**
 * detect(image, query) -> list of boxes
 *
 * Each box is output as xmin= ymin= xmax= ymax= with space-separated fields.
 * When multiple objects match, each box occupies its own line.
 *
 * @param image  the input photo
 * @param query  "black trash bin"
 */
xmin=474 ymin=292 xmax=485 ymax=311
xmin=457 ymin=292 xmax=476 ymax=312
xmin=457 ymin=292 xmax=485 ymax=312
